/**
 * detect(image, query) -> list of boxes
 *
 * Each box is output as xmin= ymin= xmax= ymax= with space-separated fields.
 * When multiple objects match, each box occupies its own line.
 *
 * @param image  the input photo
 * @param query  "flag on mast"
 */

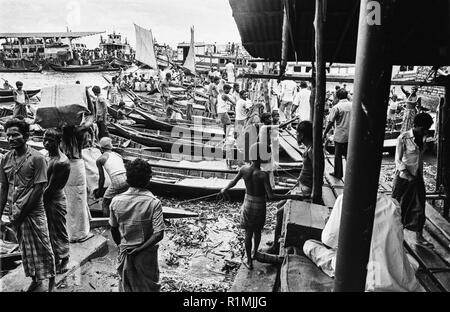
xmin=183 ymin=26 xmax=196 ymax=75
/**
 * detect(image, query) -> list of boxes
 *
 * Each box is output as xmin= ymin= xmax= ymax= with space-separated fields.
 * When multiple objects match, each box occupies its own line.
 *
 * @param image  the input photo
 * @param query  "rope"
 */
xmin=175 ymin=192 xmax=222 ymax=207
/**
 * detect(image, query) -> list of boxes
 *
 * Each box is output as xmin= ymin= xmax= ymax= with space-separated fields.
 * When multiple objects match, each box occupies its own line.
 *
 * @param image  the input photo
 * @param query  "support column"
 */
xmin=334 ymin=0 xmax=394 ymax=291
xmin=312 ymin=0 xmax=326 ymax=204
xmin=442 ymin=82 xmax=450 ymax=219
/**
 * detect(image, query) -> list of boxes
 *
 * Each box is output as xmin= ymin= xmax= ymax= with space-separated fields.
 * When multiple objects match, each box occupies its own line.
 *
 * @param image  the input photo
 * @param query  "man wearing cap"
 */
xmin=95 ymin=137 xmax=129 ymax=217
xmin=13 ymin=81 xmax=30 ymax=119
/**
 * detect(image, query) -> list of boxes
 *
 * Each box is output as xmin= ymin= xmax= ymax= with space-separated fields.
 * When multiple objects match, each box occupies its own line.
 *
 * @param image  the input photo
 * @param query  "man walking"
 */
xmin=279 ymin=79 xmax=297 ymax=122
xmin=0 ymin=118 xmax=55 ymax=291
xmin=43 ymin=128 xmax=71 ymax=274
xmin=292 ymin=81 xmax=312 ymax=121
xmin=323 ymin=88 xmax=352 ymax=179
xmin=392 ymin=113 xmax=434 ymax=247
xmin=110 ymin=159 xmax=164 ymax=292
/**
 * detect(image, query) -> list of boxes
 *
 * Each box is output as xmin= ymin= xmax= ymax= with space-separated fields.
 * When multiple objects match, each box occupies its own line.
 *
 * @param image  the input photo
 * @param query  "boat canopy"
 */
xmin=0 ymin=31 xmax=104 ymax=39
xmin=228 ymin=0 xmax=450 ymax=65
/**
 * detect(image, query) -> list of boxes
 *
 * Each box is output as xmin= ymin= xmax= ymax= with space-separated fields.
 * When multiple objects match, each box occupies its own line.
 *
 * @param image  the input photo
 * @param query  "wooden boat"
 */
xmin=115 ymin=146 xmax=303 ymax=176
xmin=50 ymin=64 xmax=120 ymax=73
xmin=0 ymin=89 xmax=40 ymax=103
xmin=132 ymin=107 xmax=224 ymax=138
xmin=148 ymin=175 xmax=293 ymax=201
xmin=0 ymin=66 xmax=42 ymax=73
xmin=108 ymin=122 xmax=229 ymax=157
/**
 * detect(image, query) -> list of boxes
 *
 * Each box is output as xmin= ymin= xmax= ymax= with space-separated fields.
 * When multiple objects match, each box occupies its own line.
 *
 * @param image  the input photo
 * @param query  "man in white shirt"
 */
xmin=235 ymin=90 xmax=253 ymax=151
xmin=279 ymin=79 xmax=297 ymax=121
xmin=292 ymin=81 xmax=312 ymax=121
xmin=323 ymin=89 xmax=352 ymax=179
xmin=225 ymin=61 xmax=235 ymax=83
xmin=217 ymin=84 xmax=236 ymax=135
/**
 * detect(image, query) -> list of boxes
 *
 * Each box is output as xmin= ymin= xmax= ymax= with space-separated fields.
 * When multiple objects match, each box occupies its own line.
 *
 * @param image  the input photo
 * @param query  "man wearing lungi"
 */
xmin=109 ymin=159 xmax=164 ymax=292
xmin=220 ymin=143 xmax=303 ymax=270
xmin=43 ymin=128 xmax=71 ymax=274
xmin=95 ymin=137 xmax=129 ymax=217
xmin=392 ymin=113 xmax=434 ymax=247
xmin=0 ymin=118 xmax=56 ymax=292
xmin=265 ymin=121 xmax=317 ymax=255
xmin=92 ymin=85 xmax=110 ymax=139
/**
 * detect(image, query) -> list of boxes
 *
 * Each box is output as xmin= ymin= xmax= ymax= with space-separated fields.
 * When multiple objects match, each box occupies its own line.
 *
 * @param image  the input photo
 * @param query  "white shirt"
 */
xmin=281 ymin=80 xmax=297 ymax=102
xmin=294 ymin=88 xmax=312 ymax=120
xmin=395 ymin=129 xmax=424 ymax=179
xmin=235 ymin=99 xmax=252 ymax=121
xmin=225 ymin=63 xmax=234 ymax=76
xmin=217 ymin=94 xmax=230 ymax=114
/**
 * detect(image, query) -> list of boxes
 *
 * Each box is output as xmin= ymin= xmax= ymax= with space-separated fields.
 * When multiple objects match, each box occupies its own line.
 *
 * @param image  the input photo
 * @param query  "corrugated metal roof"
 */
xmin=229 ymin=0 xmax=450 ymax=65
xmin=0 ymin=31 xmax=105 ymax=39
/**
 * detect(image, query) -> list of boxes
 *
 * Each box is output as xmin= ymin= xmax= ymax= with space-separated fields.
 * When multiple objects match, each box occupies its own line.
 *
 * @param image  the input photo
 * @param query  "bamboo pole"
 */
xmin=334 ymin=0 xmax=394 ymax=291
xmin=442 ymin=81 xmax=450 ymax=219
xmin=311 ymin=0 xmax=326 ymax=204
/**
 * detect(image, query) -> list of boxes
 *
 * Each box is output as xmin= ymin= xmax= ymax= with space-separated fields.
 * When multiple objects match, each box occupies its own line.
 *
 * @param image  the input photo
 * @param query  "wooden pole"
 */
xmin=312 ymin=0 xmax=326 ymax=204
xmin=280 ymin=0 xmax=290 ymax=77
xmin=334 ymin=0 xmax=394 ymax=291
xmin=442 ymin=81 xmax=450 ymax=219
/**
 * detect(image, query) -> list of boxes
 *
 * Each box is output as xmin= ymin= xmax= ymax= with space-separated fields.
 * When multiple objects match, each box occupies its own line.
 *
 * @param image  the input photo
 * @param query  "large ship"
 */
xmin=0 ymin=31 xmax=104 ymax=72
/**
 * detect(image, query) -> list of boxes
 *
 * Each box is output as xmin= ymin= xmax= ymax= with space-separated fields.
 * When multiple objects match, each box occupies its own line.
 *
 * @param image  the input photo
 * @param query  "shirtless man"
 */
xmin=220 ymin=143 xmax=303 ymax=269
xmin=43 ymin=128 xmax=71 ymax=274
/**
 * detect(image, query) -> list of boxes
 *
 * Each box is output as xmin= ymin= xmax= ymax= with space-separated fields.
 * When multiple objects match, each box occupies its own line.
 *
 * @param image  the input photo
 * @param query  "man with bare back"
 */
xmin=220 ymin=143 xmax=303 ymax=270
xmin=43 ymin=128 xmax=71 ymax=274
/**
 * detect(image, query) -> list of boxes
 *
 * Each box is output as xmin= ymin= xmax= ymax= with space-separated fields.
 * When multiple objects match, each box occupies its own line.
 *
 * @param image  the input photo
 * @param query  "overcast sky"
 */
xmin=0 ymin=0 xmax=242 ymax=49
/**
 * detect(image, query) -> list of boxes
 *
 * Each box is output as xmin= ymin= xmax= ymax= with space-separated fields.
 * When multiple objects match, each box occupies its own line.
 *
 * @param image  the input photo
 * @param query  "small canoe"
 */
xmin=0 ymin=67 xmax=41 ymax=73
xmin=50 ymin=64 xmax=120 ymax=73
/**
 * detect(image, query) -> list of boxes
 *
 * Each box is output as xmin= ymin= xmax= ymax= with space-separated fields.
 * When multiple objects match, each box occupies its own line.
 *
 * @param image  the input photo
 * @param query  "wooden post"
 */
xmin=18 ymin=38 xmax=23 ymax=59
xmin=334 ymin=0 xmax=394 ymax=291
xmin=436 ymin=97 xmax=444 ymax=191
xmin=312 ymin=0 xmax=326 ymax=204
xmin=280 ymin=0 xmax=290 ymax=76
xmin=442 ymin=81 xmax=450 ymax=219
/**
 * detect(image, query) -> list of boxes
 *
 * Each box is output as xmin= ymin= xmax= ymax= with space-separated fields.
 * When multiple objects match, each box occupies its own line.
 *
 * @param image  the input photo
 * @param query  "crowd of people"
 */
xmin=0 ymin=64 xmax=438 ymax=292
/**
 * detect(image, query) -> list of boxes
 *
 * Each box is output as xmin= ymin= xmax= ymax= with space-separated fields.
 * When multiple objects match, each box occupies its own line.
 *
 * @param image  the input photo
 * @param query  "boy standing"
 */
xmin=220 ymin=143 xmax=302 ymax=269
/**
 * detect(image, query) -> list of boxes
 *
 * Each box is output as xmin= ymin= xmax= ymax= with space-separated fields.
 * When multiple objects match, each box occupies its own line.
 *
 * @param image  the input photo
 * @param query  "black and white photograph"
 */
xmin=0 ymin=0 xmax=449 ymax=300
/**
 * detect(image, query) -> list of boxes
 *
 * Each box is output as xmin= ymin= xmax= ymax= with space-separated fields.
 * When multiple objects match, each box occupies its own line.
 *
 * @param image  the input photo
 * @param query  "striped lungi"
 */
xmin=104 ymin=173 xmax=129 ymax=199
xmin=18 ymin=207 xmax=56 ymax=281
xmin=240 ymin=194 xmax=267 ymax=231
xmin=46 ymin=191 xmax=70 ymax=260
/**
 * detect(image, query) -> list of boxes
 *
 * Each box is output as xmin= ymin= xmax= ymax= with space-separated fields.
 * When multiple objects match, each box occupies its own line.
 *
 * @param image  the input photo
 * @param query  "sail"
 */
xmin=134 ymin=24 xmax=158 ymax=69
xmin=183 ymin=26 xmax=196 ymax=74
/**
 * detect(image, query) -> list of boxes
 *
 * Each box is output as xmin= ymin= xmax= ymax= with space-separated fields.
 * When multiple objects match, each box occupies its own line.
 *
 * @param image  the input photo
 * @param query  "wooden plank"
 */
xmin=229 ymin=232 xmax=278 ymax=292
xmin=403 ymin=230 xmax=450 ymax=292
xmin=278 ymin=135 xmax=302 ymax=162
xmin=282 ymin=200 xmax=331 ymax=249
xmin=280 ymin=254 xmax=334 ymax=292
xmin=423 ymin=221 xmax=450 ymax=265
xmin=425 ymin=203 xmax=450 ymax=243
xmin=323 ymin=155 xmax=345 ymax=197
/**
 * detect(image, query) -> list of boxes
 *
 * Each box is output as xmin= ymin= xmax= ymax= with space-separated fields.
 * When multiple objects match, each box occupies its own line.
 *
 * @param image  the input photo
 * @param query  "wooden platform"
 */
xmin=228 ymin=232 xmax=279 ymax=292
xmin=0 ymin=234 xmax=108 ymax=292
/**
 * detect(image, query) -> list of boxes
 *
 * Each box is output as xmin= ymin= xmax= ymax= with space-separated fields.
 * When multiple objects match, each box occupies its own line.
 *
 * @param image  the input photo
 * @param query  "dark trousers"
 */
xmin=392 ymin=174 xmax=426 ymax=233
xmin=334 ymin=141 xmax=348 ymax=178
xmin=97 ymin=120 xmax=109 ymax=139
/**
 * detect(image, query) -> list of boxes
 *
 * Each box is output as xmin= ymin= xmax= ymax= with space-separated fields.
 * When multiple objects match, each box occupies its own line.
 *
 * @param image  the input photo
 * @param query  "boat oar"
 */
xmin=279 ymin=116 xmax=300 ymax=130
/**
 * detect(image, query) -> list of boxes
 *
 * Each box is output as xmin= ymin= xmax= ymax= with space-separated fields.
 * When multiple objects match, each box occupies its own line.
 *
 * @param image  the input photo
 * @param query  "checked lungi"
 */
xmin=240 ymin=194 xmax=267 ymax=231
xmin=117 ymin=245 xmax=161 ymax=292
xmin=46 ymin=191 xmax=70 ymax=260
xmin=17 ymin=208 xmax=56 ymax=281
xmin=102 ymin=173 xmax=129 ymax=216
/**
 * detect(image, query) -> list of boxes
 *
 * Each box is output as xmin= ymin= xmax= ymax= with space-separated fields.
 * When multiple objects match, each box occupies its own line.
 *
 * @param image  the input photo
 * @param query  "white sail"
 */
xmin=134 ymin=24 xmax=158 ymax=69
xmin=183 ymin=26 xmax=196 ymax=74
